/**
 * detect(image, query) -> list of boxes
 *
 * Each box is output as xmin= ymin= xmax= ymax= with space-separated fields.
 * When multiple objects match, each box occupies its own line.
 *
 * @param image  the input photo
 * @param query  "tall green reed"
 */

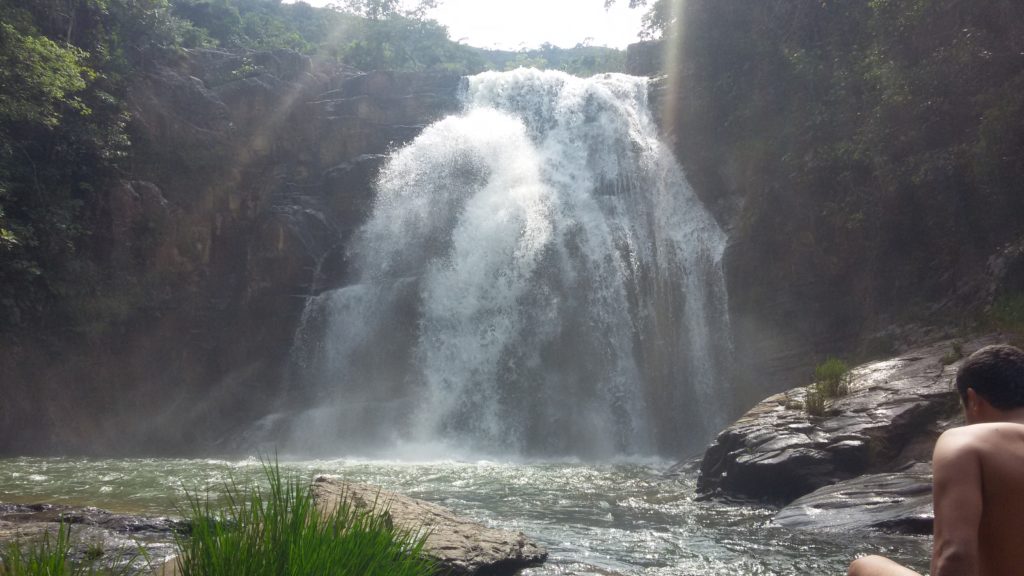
xmin=175 ymin=460 xmax=436 ymax=576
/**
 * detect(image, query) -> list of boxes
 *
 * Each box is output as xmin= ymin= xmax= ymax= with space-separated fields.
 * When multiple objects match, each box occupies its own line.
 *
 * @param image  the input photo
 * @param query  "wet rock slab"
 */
xmin=0 ymin=503 xmax=184 ymax=568
xmin=312 ymin=476 xmax=547 ymax=576
xmin=773 ymin=463 xmax=934 ymax=534
xmin=697 ymin=335 xmax=1002 ymax=504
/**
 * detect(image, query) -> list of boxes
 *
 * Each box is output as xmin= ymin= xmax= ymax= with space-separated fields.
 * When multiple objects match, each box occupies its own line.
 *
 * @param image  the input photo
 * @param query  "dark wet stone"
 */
xmin=0 ymin=503 xmax=185 ymax=571
xmin=774 ymin=464 xmax=934 ymax=534
xmin=0 ymin=503 xmax=187 ymax=535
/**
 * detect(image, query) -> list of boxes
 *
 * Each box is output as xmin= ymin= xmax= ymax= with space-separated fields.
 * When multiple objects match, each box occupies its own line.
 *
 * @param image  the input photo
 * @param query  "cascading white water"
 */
xmin=286 ymin=69 xmax=731 ymax=458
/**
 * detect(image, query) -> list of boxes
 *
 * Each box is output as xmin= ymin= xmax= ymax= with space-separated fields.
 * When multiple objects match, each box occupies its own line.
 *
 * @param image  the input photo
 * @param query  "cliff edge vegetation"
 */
xmin=625 ymin=0 xmax=1024 ymax=405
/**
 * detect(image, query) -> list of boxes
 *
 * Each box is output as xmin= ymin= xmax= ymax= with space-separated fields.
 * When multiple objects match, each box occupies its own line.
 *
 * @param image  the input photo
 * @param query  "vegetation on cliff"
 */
xmin=0 ymin=0 xmax=624 ymax=338
xmin=0 ymin=0 xmax=629 ymax=455
xmin=623 ymin=0 xmax=1024 ymax=392
xmin=0 ymin=0 xmax=161 ymax=334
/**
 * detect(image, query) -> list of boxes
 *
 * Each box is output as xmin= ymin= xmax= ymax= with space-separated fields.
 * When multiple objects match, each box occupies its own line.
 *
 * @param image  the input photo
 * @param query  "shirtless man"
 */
xmin=848 ymin=344 xmax=1024 ymax=576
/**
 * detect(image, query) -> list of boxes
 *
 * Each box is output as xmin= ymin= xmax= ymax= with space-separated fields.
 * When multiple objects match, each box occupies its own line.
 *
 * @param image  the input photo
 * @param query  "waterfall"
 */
xmin=285 ymin=69 xmax=731 ymax=459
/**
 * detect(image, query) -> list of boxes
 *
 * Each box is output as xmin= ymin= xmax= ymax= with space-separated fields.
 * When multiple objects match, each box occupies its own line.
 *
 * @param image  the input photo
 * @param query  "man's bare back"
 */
xmin=849 ymin=344 xmax=1024 ymax=576
xmin=931 ymin=420 xmax=1024 ymax=575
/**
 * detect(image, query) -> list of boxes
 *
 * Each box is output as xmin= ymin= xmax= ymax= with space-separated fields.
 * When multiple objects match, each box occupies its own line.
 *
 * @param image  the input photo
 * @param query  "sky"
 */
xmin=288 ymin=0 xmax=646 ymax=50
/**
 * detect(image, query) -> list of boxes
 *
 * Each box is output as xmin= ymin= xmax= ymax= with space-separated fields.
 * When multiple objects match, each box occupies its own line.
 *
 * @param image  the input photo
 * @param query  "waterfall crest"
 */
xmin=285 ymin=69 xmax=731 ymax=458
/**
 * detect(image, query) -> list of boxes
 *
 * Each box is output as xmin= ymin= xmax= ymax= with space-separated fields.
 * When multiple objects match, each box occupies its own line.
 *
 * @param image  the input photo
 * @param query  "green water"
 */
xmin=0 ymin=457 xmax=931 ymax=575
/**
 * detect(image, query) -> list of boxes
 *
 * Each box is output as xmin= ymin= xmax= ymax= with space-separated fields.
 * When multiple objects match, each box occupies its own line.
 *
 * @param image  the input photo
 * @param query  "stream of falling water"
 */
xmin=280 ymin=69 xmax=732 ymax=459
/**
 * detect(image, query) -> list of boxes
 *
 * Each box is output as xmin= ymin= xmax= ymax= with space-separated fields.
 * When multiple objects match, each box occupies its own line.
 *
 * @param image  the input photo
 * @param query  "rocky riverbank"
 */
xmin=0 ymin=478 xmax=547 ymax=576
xmin=313 ymin=477 xmax=547 ymax=575
xmin=696 ymin=334 xmax=1005 ymax=533
xmin=0 ymin=503 xmax=184 ymax=570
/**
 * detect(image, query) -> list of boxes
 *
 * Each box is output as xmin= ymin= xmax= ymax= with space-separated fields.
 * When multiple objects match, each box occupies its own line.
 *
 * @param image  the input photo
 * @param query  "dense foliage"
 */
xmin=0 ymin=0 xmax=161 ymax=334
xmin=0 ymin=0 xmax=625 ymax=335
xmin=652 ymin=0 xmax=1024 ymax=352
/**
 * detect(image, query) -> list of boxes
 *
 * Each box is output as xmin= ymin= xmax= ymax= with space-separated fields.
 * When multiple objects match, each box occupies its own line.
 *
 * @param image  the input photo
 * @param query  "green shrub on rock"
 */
xmin=804 ymin=385 xmax=826 ymax=417
xmin=805 ymin=357 xmax=851 ymax=417
xmin=815 ymin=357 xmax=850 ymax=398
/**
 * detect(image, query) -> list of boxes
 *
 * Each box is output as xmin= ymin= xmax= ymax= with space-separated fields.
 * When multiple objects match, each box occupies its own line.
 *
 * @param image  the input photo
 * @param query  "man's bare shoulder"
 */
xmin=935 ymin=422 xmax=1024 ymax=459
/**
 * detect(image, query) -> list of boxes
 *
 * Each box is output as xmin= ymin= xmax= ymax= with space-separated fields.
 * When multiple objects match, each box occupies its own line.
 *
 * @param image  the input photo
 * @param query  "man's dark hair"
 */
xmin=956 ymin=344 xmax=1024 ymax=410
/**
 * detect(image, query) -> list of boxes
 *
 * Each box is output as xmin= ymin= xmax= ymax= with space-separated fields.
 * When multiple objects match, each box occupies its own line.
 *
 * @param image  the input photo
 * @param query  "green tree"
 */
xmin=171 ymin=0 xmax=243 ymax=45
xmin=604 ymin=0 xmax=670 ymax=40
xmin=0 ymin=9 xmax=94 ymax=256
xmin=343 ymin=0 xmax=438 ymax=20
xmin=0 ymin=19 xmax=93 ymax=127
xmin=0 ymin=0 xmax=182 ymax=330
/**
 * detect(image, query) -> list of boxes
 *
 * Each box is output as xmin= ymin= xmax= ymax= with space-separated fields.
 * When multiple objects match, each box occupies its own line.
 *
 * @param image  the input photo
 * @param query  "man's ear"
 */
xmin=965 ymin=388 xmax=981 ymax=419
xmin=966 ymin=387 xmax=998 ymax=422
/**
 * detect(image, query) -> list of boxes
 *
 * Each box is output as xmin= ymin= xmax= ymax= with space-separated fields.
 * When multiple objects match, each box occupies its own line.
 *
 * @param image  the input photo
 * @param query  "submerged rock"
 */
xmin=773 ymin=463 xmax=934 ymax=535
xmin=312 ymin=477 xmax=547 ymax=576
xmin=696 ymin=335 xmax=1002 ymax=504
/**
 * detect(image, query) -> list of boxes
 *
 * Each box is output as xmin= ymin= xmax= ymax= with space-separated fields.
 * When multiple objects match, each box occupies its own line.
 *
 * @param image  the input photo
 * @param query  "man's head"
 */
xmin=956 ymin=344 xmax=1024 ymax=421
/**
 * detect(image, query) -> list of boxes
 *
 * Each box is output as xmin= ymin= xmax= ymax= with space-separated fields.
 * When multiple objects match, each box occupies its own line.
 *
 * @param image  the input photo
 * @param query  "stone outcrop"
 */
xmin=773 ymin=463 xmax=934 ymax=534
xmin=697 ymin=335 xmax=1001 ymax=504
xmin=0 ymin=503 xmax=183 ymax=568
xmin=312 ymin=477 xmax=547 ymax=576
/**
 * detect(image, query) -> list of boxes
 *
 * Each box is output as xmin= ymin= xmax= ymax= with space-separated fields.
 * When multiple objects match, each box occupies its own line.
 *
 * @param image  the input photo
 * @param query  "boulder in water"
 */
xmin=312 ymin=476 xmax=547 ymax=575
xmin=696 ymin=335 xmax=1002 ymax=504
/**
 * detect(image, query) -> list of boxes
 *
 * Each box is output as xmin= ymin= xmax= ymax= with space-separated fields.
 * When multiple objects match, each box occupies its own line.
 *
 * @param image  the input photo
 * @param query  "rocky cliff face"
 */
xmin=0 ymin=50 xmax=462 ymax=455
xmin=631 ymin=1 xmax=1024 ymax=412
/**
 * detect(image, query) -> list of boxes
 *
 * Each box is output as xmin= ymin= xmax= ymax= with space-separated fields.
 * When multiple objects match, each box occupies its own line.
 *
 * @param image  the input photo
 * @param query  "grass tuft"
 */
xmin=805 ymin=357 xmax=851 ymax=417
xmin=804 ymin=387 xmax=827 ymax=417
xmin=814 ymin=357 xmax=850 ymax=398
xmin=1 ymin=523 xmax=76 ymax=576
xmin=175 ymin=460 xmax=436 ymax=576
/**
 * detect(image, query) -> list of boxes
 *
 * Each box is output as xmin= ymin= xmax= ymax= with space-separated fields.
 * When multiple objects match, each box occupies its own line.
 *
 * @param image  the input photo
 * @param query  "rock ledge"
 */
xmin=697 ymin=336 xmax=1002 ymax=505
xmin=312 ymin=477 xmax=547 ymax=576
